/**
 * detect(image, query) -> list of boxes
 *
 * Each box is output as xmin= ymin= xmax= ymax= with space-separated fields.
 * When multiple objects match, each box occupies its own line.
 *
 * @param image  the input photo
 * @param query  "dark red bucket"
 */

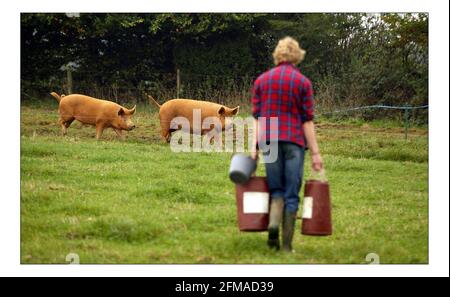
xmin=235 ymin=177 xmax=270 ymax=232
xmin=301 ymin=179 xmax=332 ymax=236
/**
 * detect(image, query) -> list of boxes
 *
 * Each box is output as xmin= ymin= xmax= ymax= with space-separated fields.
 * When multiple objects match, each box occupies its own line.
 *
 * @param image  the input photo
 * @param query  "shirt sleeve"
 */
xmin=252 ymin=79 xmax=261 ymax=119
xmin=301 ymin=78 xmax=314 ymax=122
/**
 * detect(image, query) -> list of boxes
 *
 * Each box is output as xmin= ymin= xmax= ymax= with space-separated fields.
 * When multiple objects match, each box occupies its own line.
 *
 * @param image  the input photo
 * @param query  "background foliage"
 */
xmin=21 ymin=13 xmax=428 ymax=121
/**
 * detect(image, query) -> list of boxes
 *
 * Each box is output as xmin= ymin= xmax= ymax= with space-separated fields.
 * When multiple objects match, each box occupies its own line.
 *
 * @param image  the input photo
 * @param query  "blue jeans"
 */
xmin=263 ymin=142 xmax=305 ymax=213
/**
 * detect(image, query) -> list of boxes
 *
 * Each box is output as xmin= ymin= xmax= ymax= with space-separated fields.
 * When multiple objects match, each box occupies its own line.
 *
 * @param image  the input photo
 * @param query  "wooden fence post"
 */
xmin=66 ymin=68 xmax=73 ymax=95
xmin=176 ymin=69 xmax=180 ymax=98
xmin=404 ymin=106 xmax=410 ymax=140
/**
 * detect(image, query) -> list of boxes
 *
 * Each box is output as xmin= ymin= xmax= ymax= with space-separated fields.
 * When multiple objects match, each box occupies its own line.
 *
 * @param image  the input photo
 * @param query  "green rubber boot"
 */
xmin=267 ymin=198 xmax=284 ymax=250
xmin=282 ymin=211 xmax=297 ymax=252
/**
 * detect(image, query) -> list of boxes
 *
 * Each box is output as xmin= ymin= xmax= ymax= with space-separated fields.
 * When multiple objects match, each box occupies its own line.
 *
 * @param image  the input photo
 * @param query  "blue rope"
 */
xmin=318 ymin=105 xmax=429 ymax=116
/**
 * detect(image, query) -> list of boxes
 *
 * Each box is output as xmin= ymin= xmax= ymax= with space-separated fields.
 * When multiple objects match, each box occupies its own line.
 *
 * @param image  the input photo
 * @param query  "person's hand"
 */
xmin=250 ymin=150 xmax=259 ymax=177
xmin=251 ymin=149 xmax=259 ymax=161
xmin=311 ymin=152 xmax=323 ymax=173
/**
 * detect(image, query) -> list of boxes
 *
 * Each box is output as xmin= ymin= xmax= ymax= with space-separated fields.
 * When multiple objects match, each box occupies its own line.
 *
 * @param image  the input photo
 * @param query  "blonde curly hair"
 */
xmin=272 ymin=36 xmax=306 ymax=65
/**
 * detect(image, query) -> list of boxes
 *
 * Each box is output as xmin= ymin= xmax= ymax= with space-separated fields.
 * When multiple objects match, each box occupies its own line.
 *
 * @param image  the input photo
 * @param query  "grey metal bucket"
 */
xmin=229 ymin=154 xmax=257 ymax=184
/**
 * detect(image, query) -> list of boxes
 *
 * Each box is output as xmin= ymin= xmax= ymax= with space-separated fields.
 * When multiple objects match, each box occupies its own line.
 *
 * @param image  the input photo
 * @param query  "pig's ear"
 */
xmin=231 ymin=106 xmax=240 ymax=116
xmin=118 ymin=108 xmax=125 ymax=116
xmin=217 ymin=106 xmax=226 ymax=116
xmin=128 ymin=105 xmax=136 ymax=115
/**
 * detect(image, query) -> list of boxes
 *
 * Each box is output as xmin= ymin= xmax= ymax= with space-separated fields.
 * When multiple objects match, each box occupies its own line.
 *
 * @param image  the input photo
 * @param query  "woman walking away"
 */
xmin=251 ymin=36 xmax=324 ymax=252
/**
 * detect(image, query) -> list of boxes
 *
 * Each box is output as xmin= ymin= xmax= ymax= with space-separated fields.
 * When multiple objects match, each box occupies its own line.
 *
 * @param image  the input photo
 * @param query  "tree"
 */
xmin=21 ymin=12 xmax=428 ymax=116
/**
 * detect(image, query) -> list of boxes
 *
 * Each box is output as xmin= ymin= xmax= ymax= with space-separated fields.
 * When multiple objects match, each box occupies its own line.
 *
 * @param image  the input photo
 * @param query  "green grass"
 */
xmin=20 ymin=101 xmax=428 ymax=264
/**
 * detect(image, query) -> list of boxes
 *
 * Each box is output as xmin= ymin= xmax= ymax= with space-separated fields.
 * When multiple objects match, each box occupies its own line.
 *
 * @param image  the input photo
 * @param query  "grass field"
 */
xmin=20 ymin=101 xmax=428 ymax=264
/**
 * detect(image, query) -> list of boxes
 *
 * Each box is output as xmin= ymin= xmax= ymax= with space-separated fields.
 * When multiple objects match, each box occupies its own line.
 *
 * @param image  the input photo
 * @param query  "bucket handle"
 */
xmin=309 ymin=169 xmax=327 ymax=181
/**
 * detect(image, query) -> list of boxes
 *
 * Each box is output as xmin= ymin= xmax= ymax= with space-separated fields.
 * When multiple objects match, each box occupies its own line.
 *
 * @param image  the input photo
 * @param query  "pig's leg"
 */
xmin=204 ymin=128 xmax=221 ymax=145
xmin=59 ymin=117 xmax=74 ymax=136
xmin=113 ymin=128 xmax=124 ymax=140
xmin=95 ymin=123 xmax=105 ymax=140
xmin=160 ymin=121 xmax=171 ymax=143
xmin=161 ymin=131 xmax=172 ymax=143
xmin=59 ymin=119 xmax=67 ymax=136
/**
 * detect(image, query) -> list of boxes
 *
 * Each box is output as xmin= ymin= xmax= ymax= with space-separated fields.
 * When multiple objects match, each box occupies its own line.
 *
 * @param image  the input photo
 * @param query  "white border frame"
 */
xmin=1 ymin=0 xmax=448 ymax=277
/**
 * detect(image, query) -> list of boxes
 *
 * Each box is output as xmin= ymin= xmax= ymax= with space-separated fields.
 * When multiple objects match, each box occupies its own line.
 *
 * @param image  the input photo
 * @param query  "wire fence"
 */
xmin=318 ymin=104 xmax=429 ymax=114
xmin=316 ymin=105 xmax=429 ymax=139
xmin=21 ymin=68 xmax=429 ymax=136
xmin=21 ymin=69 xmax=254 ymax=108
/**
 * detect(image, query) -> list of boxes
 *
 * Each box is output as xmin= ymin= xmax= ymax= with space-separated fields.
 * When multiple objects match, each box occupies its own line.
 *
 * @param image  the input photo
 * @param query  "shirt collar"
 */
xmin=278 ymin=62 xmax=294 ymax=67
xmin=277 ymin=62 xmax=299 ymax=71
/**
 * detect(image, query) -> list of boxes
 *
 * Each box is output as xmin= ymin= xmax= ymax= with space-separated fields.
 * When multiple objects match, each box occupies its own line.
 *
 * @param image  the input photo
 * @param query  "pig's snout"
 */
xmin=129 ymin=124 xmax=136 ymax=131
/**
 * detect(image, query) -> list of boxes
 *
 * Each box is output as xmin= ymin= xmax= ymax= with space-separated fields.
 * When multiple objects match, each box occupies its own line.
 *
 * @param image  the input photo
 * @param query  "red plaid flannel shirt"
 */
xmin=252 ymin=62 xmax=314 ymax=148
